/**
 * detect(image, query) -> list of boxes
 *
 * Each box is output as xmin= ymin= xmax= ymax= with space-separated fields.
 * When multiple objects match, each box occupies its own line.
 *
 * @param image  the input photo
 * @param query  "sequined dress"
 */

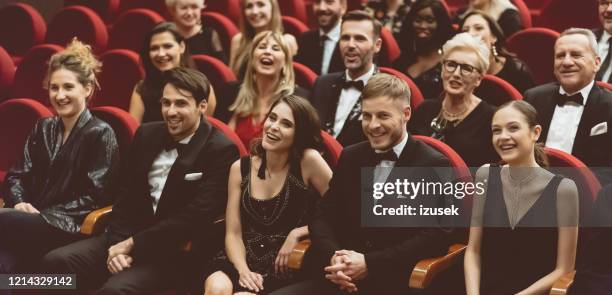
xmin=208 ymin=156 xmax=318 ymax=293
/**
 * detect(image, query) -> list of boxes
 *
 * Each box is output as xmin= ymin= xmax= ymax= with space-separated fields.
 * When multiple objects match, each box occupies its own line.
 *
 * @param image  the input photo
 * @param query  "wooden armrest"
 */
xmin=80 ymin=205 xmax=113 ymax=235
xmin=550 ymin=271 xmax=576 ymax=295
xmin=409 ymin=244 xmax=467 ymax=289
xmin=288 ymin=239 xmax=312 ymax=270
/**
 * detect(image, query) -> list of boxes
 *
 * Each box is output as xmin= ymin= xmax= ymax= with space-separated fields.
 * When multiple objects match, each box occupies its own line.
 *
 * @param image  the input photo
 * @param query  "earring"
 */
xmin=492 ymin=44 xmax=499 ymax=57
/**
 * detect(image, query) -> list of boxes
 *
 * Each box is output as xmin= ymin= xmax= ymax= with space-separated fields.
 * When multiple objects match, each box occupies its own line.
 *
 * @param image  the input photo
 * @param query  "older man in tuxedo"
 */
xmin=524 ymin=28 xmax=612 ymax=173
xmin=270 ymin=74 xmax=454 ymax=295
xmin=41 ymin=68 xmax=239 ymax=294
xmin=295 ymin=0 xmax=346 ymax=75
xmin=311 ymin=10 xmax=382 ymax=147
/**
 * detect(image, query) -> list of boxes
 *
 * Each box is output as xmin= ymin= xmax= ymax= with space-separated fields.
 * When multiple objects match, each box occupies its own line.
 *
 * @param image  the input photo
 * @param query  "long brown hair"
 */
xmin=495 ymin=100 xmax=549 ymax=167
xmin=251 ymin=94 xmax=324 ymax=161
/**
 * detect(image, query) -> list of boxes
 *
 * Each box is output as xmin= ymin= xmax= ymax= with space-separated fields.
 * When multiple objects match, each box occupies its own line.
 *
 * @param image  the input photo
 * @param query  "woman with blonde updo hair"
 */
xmin=229 ymin=0 xmax=298 ymax=80
xmin=224 ymin=30 xmax=307 ymax=149
xmin=0 ymin=39 xmax=119 ymax=274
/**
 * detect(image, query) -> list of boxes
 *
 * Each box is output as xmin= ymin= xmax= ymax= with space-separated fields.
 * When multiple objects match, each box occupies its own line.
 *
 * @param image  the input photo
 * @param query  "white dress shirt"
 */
xmin=320 ymin=22 xmax=341 ymax=75
xmin=599 ymin=31 xmax=612 ymax=82
xmin=333 ymin=66 xmax=376 ymax=137
xmin=545 ymin=81 xmax=593 ymax=154
xmin=374 ymin=133 xmax=408 ymax=184
xmin=148 ymin=134 xmax=194 ymax=213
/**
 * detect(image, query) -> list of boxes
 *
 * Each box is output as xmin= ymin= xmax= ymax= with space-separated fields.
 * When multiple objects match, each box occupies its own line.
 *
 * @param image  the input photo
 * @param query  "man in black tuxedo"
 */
xmin=524 ymin=28 xmax=612 ymax=173
xmin=295 ymin=0 xmax=346 ymax=75
xmin=41 ymin=68 xmax=239 ymax=294
xmin=594 ymin=0 xmax=612 ymax=82
xmin=311 ymin=10 xmax=382 ymax=147
xmin=270 ymin=74 xmax=454 ymax=295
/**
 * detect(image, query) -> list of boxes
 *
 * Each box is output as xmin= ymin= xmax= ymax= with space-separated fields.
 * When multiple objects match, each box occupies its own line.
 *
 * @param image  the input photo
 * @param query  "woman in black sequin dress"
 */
xmin=201 ymin=95 xmax=333 ymax=294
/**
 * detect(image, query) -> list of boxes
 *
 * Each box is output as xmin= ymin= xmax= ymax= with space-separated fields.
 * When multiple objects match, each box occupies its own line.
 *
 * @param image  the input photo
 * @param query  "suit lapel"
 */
xmin=573 ymin=85 xmax=601 ymax=152
xmin=322 ymin=74 xmax=345 ymax=134
xmin=313 ymin=33 xmax=324 ymax=74
xmin=538 ymin=86 xmax=560 ymax=142
xmin=155 ymin=118 xmax=212 ymax=217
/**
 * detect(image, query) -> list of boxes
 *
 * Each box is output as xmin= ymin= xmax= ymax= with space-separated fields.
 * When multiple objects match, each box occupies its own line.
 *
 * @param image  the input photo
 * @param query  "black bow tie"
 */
xmin=373 ymin=150 xmax=398 ymax=163
xmin=342 ymin=80 xmax=365 ymax=91
xmin=556 ymin=93 xmax=584 ymax=106
xmin=163 ymin=136 xmax=188 ymax=155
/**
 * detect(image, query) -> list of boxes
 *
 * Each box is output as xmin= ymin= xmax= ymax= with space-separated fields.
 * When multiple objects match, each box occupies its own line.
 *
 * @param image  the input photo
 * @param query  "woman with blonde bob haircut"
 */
xmin=225 ymin=30 xmax=307 ymax=149
xmin=230 ymin=0 xmax=297 ymax=79
xmin=465 ymin=100 xmax=579 ymax=294
xmin=0 ymin=39 xmax=119 ymax=273
xmin=410 ymin=32 xmax=499 ymax=167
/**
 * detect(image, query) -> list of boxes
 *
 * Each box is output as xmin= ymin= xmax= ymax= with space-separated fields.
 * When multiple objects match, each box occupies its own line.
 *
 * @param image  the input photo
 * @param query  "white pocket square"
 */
xmin=184 ymin=172 xmax=203 ymax=181
xmin=590 ymin=122 xmax=608 ymax=136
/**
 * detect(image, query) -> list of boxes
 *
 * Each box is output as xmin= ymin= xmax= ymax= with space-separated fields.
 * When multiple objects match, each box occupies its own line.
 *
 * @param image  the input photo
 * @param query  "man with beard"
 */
xmin=295 ymin=0 xmax=346 ymax=75
xmin=595 ymin=0 xmax=612 ymax=82
xmin=310 ymin=10 xmax=382 ymax=147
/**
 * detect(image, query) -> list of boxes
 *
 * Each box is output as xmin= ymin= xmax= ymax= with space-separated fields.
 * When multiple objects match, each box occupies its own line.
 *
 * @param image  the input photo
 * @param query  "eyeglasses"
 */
xmin=442 ymin=60 xmax=481 ymax=76
xmin=600 ymin=0 xmax=612 ymax=8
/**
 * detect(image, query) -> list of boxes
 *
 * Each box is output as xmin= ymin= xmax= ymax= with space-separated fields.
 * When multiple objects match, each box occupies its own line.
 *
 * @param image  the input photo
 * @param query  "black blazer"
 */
xmin=310 ymin=71 xmax=367 ymax=147
xmin=308 ymin=135 xmax=454 ymax=285
xmin=523 ymin=82 xmax=612 ymax=168
xmin=107 ymin=118 xmax=239 ymax=259
xmin=295 ymin=29 xmax=344 ymax=75
xmin=2 ymin=109 xmax=119 ymax=234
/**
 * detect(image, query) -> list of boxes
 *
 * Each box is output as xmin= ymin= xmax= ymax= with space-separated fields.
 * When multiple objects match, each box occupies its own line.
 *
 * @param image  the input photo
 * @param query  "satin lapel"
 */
xmin=323 ymin=74 xmax=345 ymax=131
xmin=538 ymin=87 xmax=559 ymax=142
xmin=313 ymin=33 xmax=324 ymax=73
xmin=574 ymin=85 xmax=601 ymax=152
xmin=155 ymin=119 xmax=212 ymax=217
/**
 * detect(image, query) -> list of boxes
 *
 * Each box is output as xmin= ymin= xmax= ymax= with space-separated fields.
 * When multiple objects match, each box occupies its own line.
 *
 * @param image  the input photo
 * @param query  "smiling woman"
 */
xmin=0 ymin=38 xmax=119 ymax=274
xmin=128 ymin=22 xmax=217 ymax=123
xmin=409 ymin=32 xmax=499 ymax=167
xmin=229 ymin=0 xmax=298 ymax=80
xmin=225 ymin=30 xmax=308 ymax=150
xmin=197 ymin=94 xmax=332 ymax=295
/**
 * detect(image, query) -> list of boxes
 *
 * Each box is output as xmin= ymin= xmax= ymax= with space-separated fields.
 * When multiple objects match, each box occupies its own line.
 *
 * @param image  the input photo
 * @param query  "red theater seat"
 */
xmin=293 ymin=62 xmax=318 ymax=90
xmin=379 ymin=67 xmax=425 ymax=110
xmin=475 ymin=75 xmax=522 ymax=106
xmin=282 ymin=16 xmax=309 ymax=39
xmin=45 ymin=6 xmax=108 ymax=54
xmin=206 ymin=0 xmax=241 ymax=26
xmin=537 ymin=0 xmax=599 ymax=33
xmin=207 ymin=116 xmax=248 ymax=157
xmin=91 ymin=106 xmax=139 ymax=159
xmin=279 ymin=0 xmax=309 ymax=25
xmin=192 ymin=54 xmax=237 ymax=97
xmin=92 ymin=49 xmax=144 ymax=111
xmin=0 ymin=3 xmax=46 ymax=60
xmin=0 ymin=46 xmax=15 ymax=102
xmin=118 ymin=0 xmax=171 ymax=20
xmin=202 ymin=12 xmax=239 ymax=56
xmin=12 ymin=44 xmax=64 ymax=106
xmin=511 ymin=0 xmax=532 ymax=29
xmin=506 ymin=27 xmax=559 ymax=85
xmin=108 ymin=9 xmax=165 ymax=52
xmin=64 ymin=0 xmax=121 ymax=23
xmin=378 ymin=28 xmax=401 ymax=67
xmin=320 ymin=130 xmax=342 ymax=168
xmin=0 ymin=98 xmax=53 ymax=183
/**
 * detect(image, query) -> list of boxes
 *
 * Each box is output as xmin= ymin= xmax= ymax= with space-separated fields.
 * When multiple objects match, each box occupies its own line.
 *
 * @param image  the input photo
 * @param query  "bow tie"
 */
xmin=163 ymin=136 xmax=188 ymax=155
xmin=373 ymin=150 xmax=398 ymax=163
xmin=556 ymin=93 xmax=584 ymax=106
xmin=342 ymin=80 xmax=365 ymax=91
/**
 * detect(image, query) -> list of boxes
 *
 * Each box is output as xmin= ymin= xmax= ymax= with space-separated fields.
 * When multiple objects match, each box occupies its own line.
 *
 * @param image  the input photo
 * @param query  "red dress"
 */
xmin=234 ymin=115 xmax=263 ymax=150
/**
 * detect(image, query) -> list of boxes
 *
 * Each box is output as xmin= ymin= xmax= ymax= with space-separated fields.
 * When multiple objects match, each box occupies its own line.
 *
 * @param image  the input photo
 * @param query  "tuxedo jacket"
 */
xmin=295 ymin=29 xmax=344 ymax=75
xmin=107 ymin=118 xmax=239 ymax=259
xmin=310 ymin=71 xmax=368 ymax=147
xmin=523 ymin=82 xmax=612 ymax=168
xmin=308 ymin=135 xmax=454 ymax=282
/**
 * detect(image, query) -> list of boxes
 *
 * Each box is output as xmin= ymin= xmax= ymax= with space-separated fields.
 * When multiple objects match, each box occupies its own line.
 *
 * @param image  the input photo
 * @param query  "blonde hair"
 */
xmin=230 ymin=30 xmax=295 ymax=116
xmin=442 ymin=32 xmax=490 ymax=73
xmin=230 ymin=0 xmax=283 ymax=75
xmin=44 ymin=38 xmax=102 ymax=92
xmin=467 ymin=0 xmax=517 ymax=22
xmin=165 ymin=0 xmax=205 ymax=10
xmin=362 ymin=73 xmax=411 ymax=106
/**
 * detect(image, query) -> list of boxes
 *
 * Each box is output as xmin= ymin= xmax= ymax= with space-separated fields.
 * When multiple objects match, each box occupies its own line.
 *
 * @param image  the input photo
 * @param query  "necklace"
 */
xmin=442 ymin=98 xmax=471 ymax=121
